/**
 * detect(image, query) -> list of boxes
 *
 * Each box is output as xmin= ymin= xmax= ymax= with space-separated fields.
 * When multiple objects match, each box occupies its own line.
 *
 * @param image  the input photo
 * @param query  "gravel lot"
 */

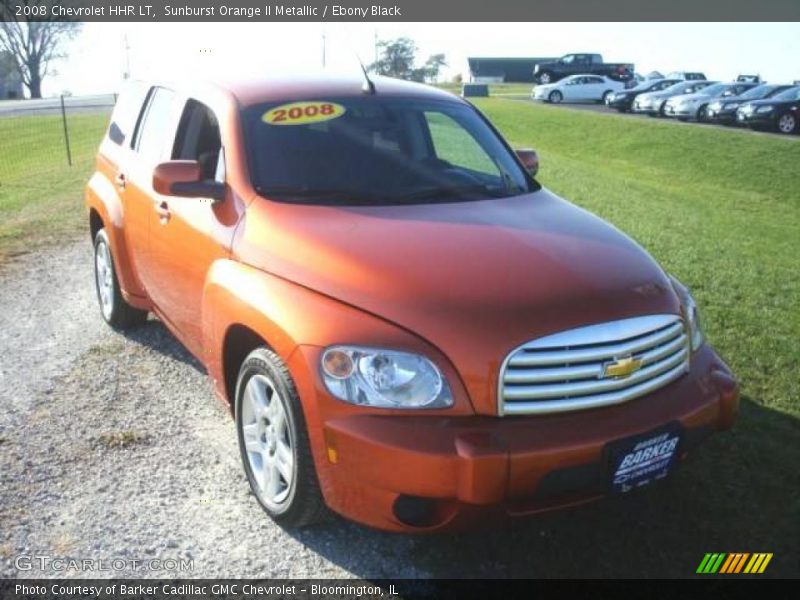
xmin=0 ymin=241 xmax=792 ymax=579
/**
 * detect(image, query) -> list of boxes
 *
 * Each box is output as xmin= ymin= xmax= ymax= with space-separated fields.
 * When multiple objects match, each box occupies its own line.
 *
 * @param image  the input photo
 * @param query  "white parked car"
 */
xmin=532 ymin=74 xmax=627 ymax=104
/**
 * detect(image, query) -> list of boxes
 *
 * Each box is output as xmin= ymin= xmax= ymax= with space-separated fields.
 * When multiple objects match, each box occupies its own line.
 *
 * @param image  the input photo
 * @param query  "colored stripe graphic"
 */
xmin=699 ymin=552 xmax=773 ymax=574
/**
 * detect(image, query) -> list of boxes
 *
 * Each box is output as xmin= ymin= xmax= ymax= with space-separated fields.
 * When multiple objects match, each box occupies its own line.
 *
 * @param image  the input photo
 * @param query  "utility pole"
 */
xmin=322 ymin=32 xmax=326 ymax=68
xmin=374 ymin=30 xmax=378 ymax=64
xmin=122 ymin=34 xmax=131 ymax=80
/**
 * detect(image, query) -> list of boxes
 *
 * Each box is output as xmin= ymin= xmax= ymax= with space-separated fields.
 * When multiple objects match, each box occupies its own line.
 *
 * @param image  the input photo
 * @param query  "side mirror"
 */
xmin=515 ymin=149 xmax=539 ymax=177
xmin=152 ymin=160 xmax=225 ymax=201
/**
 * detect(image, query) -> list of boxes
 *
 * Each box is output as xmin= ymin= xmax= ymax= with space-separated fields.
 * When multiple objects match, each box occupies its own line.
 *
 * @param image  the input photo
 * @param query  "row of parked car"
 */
xmin=531 ymin=73 xmax=800 ymax=135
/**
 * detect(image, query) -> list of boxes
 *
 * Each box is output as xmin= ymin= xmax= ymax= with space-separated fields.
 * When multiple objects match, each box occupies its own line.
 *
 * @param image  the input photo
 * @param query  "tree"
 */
xmin=421 ymin=53 xmax=447 ymax=83
xmin=369 ymin=38 xmax=447 ymax=84
xmin=0 ymin=4 xmax=81 ymax=99
xmin=369 ymin=37 xmax=417 ymax=80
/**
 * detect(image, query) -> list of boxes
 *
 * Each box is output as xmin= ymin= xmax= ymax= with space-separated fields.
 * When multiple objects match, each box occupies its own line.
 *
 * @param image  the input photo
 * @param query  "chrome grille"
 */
xmin=499 ymin=314 xmax=689 ymax=415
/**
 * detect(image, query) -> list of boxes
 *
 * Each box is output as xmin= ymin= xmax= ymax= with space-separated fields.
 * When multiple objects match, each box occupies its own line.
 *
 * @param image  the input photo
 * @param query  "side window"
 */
xmin=106 ymin=81 xmax=148 ymax=146
xmin=132 ymin=87 xmax=176 ymax=163
xmin=589 ymin=76 xmax=604 ymax=84
xmin=424 ymin=112 xmax=499 ymax=176
xmin=172 ymin=99 xmax=223 ymax=181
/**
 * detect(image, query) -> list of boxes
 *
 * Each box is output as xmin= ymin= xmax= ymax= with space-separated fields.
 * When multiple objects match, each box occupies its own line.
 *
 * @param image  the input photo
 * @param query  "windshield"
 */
xmin=695 ymin=83 xmax=728 ymax=96
xmin=663 ymin=81 xmax=710 ymax=95
xmin=773 ymin=87 xmax=800 ymax=101
xmin=243 ymin=97 xmax=535 ymax=205
xmin=738 ymin=85 xmax=779 ymax=100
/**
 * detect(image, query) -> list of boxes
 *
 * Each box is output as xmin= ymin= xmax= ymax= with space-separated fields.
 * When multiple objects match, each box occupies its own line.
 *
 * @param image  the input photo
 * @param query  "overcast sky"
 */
xmin=45 ymin=22 xmax=800 ymax=96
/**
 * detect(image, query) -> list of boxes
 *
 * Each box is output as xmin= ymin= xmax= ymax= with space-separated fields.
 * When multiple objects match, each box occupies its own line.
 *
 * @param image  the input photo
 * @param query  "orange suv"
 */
xmin=85 ymin=75 xmax=738 ymax=532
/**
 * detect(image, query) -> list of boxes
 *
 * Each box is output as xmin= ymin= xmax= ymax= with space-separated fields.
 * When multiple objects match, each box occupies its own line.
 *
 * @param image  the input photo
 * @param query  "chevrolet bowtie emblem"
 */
xmin=603 ymin=356 xmax=643 ymax=378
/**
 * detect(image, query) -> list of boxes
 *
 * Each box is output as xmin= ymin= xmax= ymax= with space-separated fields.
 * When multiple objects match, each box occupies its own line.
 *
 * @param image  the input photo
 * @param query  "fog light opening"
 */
xmin=392 ymin=495 xmax=442 ymax=528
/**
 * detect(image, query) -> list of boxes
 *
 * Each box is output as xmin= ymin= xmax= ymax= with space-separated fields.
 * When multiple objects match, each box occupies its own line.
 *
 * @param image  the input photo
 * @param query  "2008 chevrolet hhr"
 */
xmin=86 ymin=75 xmax=738 ymax=532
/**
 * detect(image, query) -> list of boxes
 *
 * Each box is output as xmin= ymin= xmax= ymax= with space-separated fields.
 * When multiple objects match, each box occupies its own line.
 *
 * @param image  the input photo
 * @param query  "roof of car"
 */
xmin=207 ymin=73 xmax=460 ymax=107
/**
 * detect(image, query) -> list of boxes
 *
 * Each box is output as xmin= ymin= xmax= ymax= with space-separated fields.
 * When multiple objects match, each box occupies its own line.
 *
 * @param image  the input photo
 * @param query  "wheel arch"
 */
xmin=85 ymin=172 xmax=146 ymax=301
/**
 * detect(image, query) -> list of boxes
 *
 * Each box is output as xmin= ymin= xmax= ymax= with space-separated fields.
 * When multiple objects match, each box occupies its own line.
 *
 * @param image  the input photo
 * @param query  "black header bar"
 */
xmin=2 ymin=0 xmax=800 ymax=22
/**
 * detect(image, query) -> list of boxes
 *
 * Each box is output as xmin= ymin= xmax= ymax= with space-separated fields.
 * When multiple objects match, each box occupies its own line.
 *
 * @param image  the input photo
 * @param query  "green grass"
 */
xmin=436 ymin=81 xmax=533 ymax=96
xmin=475 ymin=98 xmax=799 ymax=418
xmin=0 ymin=111 xmax=109 ymax=262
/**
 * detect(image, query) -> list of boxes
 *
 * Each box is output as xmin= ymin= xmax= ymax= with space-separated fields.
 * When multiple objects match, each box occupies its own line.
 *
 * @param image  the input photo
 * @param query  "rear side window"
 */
xmin=132 ymin=87 xmax=176 ymax=163
xmin=172 ymin=99 xmax=224 ymax=181
xmin=106 ymin=81 xmax=148 ymax=146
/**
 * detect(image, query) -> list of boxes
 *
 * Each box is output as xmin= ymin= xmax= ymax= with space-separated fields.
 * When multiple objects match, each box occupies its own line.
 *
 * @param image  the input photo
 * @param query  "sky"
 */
xmin=43 ymin=22 xmax=800 ymax=97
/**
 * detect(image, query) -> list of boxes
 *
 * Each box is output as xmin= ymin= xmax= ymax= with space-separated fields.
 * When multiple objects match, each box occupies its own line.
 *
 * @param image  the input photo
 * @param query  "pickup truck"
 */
xmin=534 ymin=53 xmax=634 ymax=84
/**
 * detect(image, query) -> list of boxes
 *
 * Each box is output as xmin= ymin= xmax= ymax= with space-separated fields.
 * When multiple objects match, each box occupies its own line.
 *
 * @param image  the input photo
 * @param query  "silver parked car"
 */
xmin=663 ymin=82 xmax=759 ymax=122
xmin=632 ymin=80 xmax=717 ymax=117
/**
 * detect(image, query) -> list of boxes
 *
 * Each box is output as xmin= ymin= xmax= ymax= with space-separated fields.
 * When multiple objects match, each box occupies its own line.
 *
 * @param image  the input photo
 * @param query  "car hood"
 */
xmin=237 ymin=189 xmax=681 ymax=414
xmin=669 ymin=92 xmax=712 ymax=102
xmin=746 ymin=97 xmax=793 ymax=108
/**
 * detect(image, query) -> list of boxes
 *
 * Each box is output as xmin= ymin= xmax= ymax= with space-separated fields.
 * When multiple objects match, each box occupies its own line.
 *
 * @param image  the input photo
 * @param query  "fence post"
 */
xmin=60 ymin=94 xmax=73 ymax=167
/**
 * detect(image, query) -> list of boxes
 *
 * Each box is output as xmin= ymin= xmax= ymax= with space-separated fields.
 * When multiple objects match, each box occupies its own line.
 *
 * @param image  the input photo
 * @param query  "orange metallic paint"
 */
xmin=85 ymin=75 xmax=738 ymax=532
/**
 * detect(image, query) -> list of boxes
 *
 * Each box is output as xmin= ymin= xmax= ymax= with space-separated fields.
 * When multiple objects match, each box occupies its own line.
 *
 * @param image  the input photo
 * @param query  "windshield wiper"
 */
xmin=391 ymin=184 xmax=509 ymax=203
xmin=256 ymin=185 xmax=377 ymax=204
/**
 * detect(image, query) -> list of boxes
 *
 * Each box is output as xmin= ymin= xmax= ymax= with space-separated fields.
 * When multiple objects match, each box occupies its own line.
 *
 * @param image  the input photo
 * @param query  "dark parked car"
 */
xmin=736 ymin=86 xmax=800 ymax=134
xmin=707 ymin=84 xmax=795 ymax=124
xmin=607 ymin=79 xmax=681 ymax=112
xmin=533 ymin=53 xmax=634 ymax=84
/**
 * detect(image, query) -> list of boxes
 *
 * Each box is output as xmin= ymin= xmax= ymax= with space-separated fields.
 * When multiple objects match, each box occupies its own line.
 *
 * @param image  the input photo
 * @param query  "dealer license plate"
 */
xmin=607 ymin=426 xmax=681 ymax=494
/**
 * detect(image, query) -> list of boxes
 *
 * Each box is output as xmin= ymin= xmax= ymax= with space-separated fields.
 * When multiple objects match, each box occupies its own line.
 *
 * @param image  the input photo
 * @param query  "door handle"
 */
xmin=114 ymin=172 xmax=126 ymax=190
xmin=155 ymin=200 xmax=171 ymax=224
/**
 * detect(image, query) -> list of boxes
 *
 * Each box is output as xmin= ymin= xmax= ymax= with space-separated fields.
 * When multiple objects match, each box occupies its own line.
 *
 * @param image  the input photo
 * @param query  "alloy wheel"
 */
xmin=94 ymin=238 xmax=114 ymax=320
xmin=240 ymin=374 xmax=295 ymax=509
xmin=778 ymin=114 xmax=796 ymax=134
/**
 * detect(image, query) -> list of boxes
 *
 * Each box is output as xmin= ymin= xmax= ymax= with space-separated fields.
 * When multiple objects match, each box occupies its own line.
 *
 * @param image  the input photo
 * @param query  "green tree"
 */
xmin=369 ymin=38 xmax=446 ymax=84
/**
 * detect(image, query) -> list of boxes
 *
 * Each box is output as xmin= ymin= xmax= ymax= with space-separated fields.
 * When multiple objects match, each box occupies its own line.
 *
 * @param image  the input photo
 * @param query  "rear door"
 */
xmin=122 ymin=86 xmax=180 ymax=296
xmin=584 ymin=76 xmax=606 ymax=100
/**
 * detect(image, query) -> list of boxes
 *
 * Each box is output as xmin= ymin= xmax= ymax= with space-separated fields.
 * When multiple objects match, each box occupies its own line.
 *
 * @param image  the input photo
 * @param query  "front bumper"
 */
xmin=632 ymin=98 xmax=660 ymax=114
xmin=736 ymin=111 xmax=776 ymax=127
xmin=706 ymin=107 xmax=738 ymax=123
xmin=664 ymin=104 xmax=697 ymax=118
xmin=608 ymin=97 xmax=634 ymax=110
xmin=294 ymin=345 xmax=738 ymax=532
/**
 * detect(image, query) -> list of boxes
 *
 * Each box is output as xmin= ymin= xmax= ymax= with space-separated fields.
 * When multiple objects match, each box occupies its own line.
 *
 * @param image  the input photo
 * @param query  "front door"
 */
xmin=145 ymin=97 xmax=229 ymax=356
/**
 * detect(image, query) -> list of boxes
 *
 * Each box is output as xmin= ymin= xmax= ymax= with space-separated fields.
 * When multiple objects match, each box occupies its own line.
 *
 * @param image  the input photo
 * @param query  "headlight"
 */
xmin=756 ymin=105 xmax=774 ymax=113
xmin=709 ymin=101 xmax=722 ymax=110
xmin=724 ymin=102 xmax=740 ymax=109
xmin=320 ymin=346 xmax=453 ymax=409
xmin=615 ymin=93 xmax=627 ymax=99
xmin=669 ymin=276 xmax=705 ymax=351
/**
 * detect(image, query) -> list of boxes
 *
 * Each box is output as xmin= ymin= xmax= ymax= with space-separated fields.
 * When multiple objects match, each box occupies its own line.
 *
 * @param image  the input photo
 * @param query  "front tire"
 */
xmin=697 ymin=104 xmax=709 ymax=122
xmin=93 ymin=228 xmax=147 ymax=330
xmin=538 ymin=71 xmax=553 ymax=84
xmin=548 ymin=90 xmax=563 ymax=104
xmin=776 ymin=112 xmax=798 ymax=135
xmin=235 ymin=347 xmax=327 ymax=528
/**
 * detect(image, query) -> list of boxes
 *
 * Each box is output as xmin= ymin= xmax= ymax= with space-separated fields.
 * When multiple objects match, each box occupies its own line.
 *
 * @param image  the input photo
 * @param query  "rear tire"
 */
xmin=93 ymin=228 xmax=147 ymax=330
xmin=776 ymin=112 xmax=798 ymax=135
xmin=602 ymin=90 xmax=613 ymax=105
xmin=235 ymin=347 xmax=327 ymax=528
xmin=697 ymin=104 xmax=709 ymax=122
xmin=548 ymin=90 xmax=563 ymax=104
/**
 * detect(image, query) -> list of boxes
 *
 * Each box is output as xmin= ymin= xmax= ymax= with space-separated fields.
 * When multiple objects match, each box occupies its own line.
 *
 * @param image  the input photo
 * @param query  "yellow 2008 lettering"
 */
xmin=262 ymin=102 xmax=346 ymax=125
